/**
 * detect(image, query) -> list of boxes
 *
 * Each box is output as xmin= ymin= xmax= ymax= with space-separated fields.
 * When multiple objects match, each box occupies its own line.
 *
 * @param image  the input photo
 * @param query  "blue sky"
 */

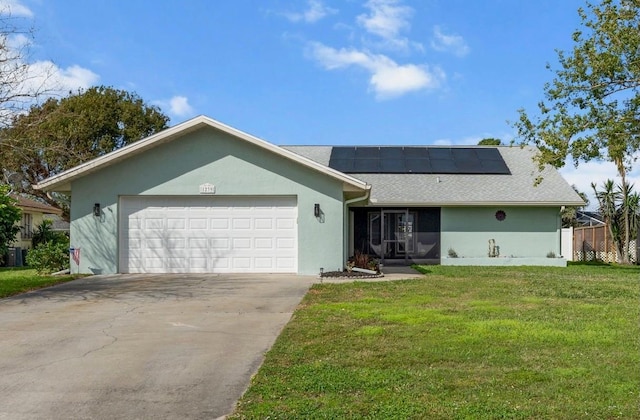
xmin=3 ymin=0 xmax=638 ymax=207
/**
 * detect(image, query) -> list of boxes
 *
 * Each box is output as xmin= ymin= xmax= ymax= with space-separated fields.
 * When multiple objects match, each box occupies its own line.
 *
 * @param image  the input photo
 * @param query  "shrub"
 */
xmin=347 ymin=250 xmax=379 ymax=272
xmin=31 ymin=219 xmax=68 ymax=248
xmin=26 ymin=241 xmax=70 ymax=275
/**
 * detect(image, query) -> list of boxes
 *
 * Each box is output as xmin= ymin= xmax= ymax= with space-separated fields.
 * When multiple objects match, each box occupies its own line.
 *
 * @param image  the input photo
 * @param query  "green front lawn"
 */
xmin=231 ymin=264 xmax=640 ymax=419
xmin=0 ymin=267 xmax=79 ymax=298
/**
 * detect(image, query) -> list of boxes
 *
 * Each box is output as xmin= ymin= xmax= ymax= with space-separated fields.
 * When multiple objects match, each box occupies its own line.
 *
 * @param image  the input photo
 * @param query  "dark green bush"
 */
xmin=26 ymin=241 xmax=70 ymax=275
xmin=31 ymin=219 xmax=68 ymax=248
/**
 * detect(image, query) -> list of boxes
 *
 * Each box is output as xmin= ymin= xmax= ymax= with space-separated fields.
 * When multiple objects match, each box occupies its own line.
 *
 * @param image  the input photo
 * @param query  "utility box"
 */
xmin=3 ymin=247 xmax=23 ymax=267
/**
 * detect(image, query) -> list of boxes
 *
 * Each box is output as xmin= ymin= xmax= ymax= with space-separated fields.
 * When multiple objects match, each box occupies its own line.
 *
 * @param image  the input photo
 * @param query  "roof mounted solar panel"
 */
xmin=331 ymin=147 xmax=356 ymax=160
xmin=354 ymin=159 xmax=381 ymax=172
xmin=380 ymin=147 xmax=405 ymax=160
xmin=481 ymin=159 xmax=510 ymax=173
xmin=355 ymin=147 xmax=380 ymax=159
xmin=381 ymin=158 xmax=405 ymax=173
xmin=408 ymin=147 xmax=430 ymax=158
xmin=405 ymin=158 xmax=432 ymax=173
xmin=455 ymin=159 xmax=485 ymax=173
xmin=430 ymin=159 xmax=458 ymax=173
xmin=427 ymin=148 xmax=453 ymax=160
xmin=475 ymin=147 xmax=503 ymax=160
xmin=329 ymin=158 xmax=355 ymax=172
xmin=328 ymin=147 xmax=511 ymax=175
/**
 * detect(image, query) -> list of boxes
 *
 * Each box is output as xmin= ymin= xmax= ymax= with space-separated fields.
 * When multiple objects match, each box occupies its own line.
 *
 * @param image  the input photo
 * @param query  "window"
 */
xmin=21 ymin=213 xmax=33 ymax=239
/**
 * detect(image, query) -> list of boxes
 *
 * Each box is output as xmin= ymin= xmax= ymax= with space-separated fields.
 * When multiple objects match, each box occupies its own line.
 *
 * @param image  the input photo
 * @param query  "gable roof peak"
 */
xmin=35 ymin=115 xmax=369 ymax=193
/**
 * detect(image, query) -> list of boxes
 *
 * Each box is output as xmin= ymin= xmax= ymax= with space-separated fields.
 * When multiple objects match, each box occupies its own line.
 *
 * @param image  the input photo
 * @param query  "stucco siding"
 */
xmin=441 ymin=207 xmax=561 ymax=259
xmin=70 ymin=127 xmax=345 ymax=275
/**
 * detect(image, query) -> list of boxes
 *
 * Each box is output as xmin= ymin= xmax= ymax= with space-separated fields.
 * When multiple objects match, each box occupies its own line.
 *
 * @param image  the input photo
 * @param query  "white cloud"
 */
xmin=0 ymin=0 xmax=33 ymax=17
xmin=307 ymin=42 xmax=443 ymax=99
xmin=153 ymin=95 xmax=195 ymax=120
xmin=52 ymin=63 xmax=99 ymax=91
xmin=282 ymin=0 xmax=337 ymax=23
xmin=20 ymin=61 xmax=99 ymax=96
xmin=169 ymin=95 xmax=194 ymax=117
xmin=357 ymin=0 xmax=412 ymax=40
xmin=431 ymin=26 xmax=470 ymax=57
xmin=357 ymin=0 xmax=418 ymax=52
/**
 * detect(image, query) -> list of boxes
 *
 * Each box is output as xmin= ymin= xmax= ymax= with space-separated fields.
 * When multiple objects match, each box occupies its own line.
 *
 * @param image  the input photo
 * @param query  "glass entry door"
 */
xmin=368 ymin=210 xmax=415 ymax=263
xmin=383 ymin=210 xmax=414 ymax=261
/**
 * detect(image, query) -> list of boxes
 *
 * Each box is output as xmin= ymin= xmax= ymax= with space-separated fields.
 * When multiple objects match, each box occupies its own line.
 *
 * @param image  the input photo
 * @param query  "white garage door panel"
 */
xmin=120 ymin=196 xmax=297 ymax=273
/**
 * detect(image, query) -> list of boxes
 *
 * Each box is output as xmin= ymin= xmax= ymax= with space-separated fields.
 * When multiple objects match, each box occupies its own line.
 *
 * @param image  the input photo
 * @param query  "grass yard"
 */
xmin=0 ymin=267 xmax=79 ymax=298
xmin=230 ymin=264 xmax=640 ymax=419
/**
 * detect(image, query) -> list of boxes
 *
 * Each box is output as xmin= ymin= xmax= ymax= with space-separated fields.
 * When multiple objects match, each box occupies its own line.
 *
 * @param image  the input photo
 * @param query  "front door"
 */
xmin=383 ymin=210 xmax=414 ymax=262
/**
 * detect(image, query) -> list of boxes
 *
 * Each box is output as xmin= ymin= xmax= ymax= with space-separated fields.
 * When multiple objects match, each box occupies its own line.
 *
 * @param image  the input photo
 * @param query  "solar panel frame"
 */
xmin=328 ymin=146 xmax=510 ymax=175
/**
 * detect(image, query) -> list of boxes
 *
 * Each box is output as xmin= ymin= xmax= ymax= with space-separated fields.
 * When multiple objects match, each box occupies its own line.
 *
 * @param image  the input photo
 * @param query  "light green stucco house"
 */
xmin=36 ymin=116 xmax=584 ymax=275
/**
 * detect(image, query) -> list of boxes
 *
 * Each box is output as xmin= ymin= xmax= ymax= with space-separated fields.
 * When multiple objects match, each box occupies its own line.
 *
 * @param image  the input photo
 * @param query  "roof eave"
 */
xmin=364 ymin=200 xmax=586 ymax=207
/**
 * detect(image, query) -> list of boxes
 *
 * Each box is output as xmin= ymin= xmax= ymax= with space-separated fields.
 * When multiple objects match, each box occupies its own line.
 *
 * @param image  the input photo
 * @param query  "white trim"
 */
xmin=35 ymin=115 xmax=369 ymax=193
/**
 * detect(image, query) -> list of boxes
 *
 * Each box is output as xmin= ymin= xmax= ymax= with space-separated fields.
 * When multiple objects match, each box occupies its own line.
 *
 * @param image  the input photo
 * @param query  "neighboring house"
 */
xmin=11 ymin=196 xmax=63 ymax=250
xmin=35 ymin=116 xmax=584 ymax=275
xmin=575 ymin=210 xmax=606 ymax=226
xmin=42 ymin=214 xmax=71 ymax=234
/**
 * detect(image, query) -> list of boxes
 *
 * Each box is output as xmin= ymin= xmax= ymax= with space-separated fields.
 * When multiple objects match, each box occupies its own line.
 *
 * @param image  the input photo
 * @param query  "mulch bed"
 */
xmin=320 ymin=270 xmax=384 ymax=279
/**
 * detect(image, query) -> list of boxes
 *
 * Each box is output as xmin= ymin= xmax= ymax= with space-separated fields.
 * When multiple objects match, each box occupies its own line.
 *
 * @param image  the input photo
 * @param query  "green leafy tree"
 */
xmin=514 ymin=0 xmax=640 ymax=263
xmin=477 ymin=138 xmax=502 ymax=146
xmin=0 ymin=86 xmax=169 ymax=216
xmin=0 ymin=185 xmax=21 ymax=262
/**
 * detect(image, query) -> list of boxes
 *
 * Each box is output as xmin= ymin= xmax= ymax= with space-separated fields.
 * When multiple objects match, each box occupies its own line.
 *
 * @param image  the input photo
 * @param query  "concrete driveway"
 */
xmin=0 ymin=273 xmax=315 ymax=419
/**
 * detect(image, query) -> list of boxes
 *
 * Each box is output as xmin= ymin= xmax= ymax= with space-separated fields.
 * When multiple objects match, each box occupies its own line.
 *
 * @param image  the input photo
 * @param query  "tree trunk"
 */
xmin=616 ymin=159 xmax=630 ymax=264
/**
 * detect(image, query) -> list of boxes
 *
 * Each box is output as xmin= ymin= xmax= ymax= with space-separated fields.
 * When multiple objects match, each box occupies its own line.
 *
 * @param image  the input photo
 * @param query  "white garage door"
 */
xmin=119 ymin=196 xmax=297 ymax=273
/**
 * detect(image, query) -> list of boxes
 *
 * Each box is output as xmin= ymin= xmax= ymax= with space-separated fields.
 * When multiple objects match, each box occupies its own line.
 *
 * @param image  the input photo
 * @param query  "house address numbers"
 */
xmin=199 ymin=183 xmax=216 ymax=194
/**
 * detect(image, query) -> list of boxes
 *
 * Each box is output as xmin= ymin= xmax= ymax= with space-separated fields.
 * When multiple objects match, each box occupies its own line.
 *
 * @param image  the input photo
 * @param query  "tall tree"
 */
xmin=514 ymin=0 xmax=640 ymax=263
xmin=0 ymin=86 xmax=169 ymax=215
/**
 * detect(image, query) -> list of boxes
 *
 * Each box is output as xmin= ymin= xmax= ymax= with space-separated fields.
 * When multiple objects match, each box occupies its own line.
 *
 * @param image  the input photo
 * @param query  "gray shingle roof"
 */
xmin=282 ymin=145 xmax=584 ymax=206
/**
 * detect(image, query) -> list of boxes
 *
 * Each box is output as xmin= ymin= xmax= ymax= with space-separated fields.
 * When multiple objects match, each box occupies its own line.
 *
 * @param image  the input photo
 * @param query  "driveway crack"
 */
xmin=3 ymin=304 xmax=144 ymax=376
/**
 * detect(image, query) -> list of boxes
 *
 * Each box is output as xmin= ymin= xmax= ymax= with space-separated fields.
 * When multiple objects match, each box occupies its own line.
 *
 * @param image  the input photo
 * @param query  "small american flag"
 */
xmin=70 ymin=247 xmax=80 ymax=266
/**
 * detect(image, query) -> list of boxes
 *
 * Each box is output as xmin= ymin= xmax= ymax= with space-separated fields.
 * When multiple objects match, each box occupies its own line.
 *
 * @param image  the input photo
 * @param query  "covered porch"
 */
xmin=349 ymin=207 xmax=441 ymax=266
